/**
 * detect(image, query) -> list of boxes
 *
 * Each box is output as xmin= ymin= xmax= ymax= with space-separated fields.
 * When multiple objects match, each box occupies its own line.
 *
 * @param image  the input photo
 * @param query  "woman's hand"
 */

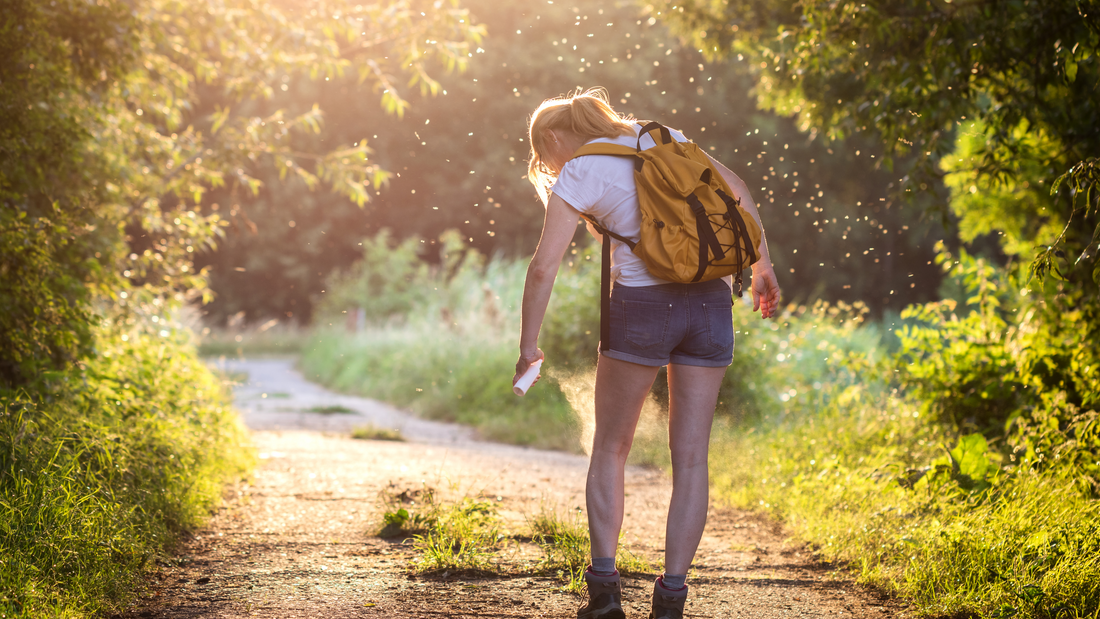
xmin=750 ymin=264 xmax=781 ymax=319
xmin=514 ymin=348 xmax=545 ymax=386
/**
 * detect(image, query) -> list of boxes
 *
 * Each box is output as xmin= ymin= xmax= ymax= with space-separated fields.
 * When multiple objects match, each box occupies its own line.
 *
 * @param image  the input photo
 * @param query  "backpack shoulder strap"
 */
xmin=569 ymin=143 xmax=639 ymax=160
xmin=636 ymin=121 xmax=673 ymax=146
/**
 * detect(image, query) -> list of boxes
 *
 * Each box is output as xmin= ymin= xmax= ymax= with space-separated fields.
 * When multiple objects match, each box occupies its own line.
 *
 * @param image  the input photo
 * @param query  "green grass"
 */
xmin=301 ymin=248 xmax=584 ymax=451
xmin=377 ymin=492 xmax=654 ymax=589
xmin=350 ymin=424 xmax=404 ymax=441
xmin=307 ymin=404 xmax=356 ymax=414
xmin=528 ymin=507 xmax=656 ymax=593
xmin=375 ymin=485 xmax=506 ymax=574
xmin=412 ymin=498 xmax=505 ymax=575
xmin=707 ymin=307 xmax=1100 ymax=619
xmin=530 ymin=508 xmax=590 ymax=589
xmin=197 ymin=322 xmax=309 ymax=357
xmin=0 ymin=325 xmax=253 ymax=617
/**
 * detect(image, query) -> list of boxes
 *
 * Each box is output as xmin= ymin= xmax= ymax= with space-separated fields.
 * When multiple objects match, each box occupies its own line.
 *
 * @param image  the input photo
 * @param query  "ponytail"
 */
xmin=527 ymin=87 xmax=635 ymax=204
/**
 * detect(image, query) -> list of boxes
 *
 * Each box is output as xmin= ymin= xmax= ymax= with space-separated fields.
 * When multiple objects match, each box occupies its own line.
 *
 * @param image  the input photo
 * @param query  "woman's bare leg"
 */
xmin=587 ymin=355 xmax=661 ymax=560
xmin=663 ymin=363 xmax=726 ymax=575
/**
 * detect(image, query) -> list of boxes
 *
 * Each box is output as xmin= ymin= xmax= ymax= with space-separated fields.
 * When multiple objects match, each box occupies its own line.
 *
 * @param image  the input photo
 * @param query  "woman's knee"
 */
xmin=591 ymin=434 xmax=635 ymax=463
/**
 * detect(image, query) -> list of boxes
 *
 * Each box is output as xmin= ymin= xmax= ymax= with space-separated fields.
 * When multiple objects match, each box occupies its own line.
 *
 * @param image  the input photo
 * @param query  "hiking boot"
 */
xmin=648 ymin=577 xmax=688 ymax=619
xmin=577 ymin=568 xmax=625 ymax=619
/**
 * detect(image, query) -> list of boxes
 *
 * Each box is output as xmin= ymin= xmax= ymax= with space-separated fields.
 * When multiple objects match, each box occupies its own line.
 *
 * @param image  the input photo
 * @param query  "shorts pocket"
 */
xmin=620 ymin=300 xmax=672 ymax=349
xmin=702 ymin=300 xmax=734 ymax=351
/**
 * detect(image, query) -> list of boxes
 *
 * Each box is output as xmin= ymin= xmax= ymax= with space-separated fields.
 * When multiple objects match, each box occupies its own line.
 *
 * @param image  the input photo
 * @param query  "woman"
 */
xmin=513 ymin=88 xmax=780 ymax=619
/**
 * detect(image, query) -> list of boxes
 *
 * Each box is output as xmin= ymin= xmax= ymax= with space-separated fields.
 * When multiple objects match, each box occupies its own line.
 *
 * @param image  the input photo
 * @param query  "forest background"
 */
xmin=1 ymin=0 xmax=1098 ymax=618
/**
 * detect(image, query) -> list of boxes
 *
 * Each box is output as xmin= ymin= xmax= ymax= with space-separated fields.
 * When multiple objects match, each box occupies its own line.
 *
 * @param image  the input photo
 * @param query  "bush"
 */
xmin=897 ymin=245 xmax=1100 ymax=494
xmin=0 ymin=324 xmax=253 ymax=617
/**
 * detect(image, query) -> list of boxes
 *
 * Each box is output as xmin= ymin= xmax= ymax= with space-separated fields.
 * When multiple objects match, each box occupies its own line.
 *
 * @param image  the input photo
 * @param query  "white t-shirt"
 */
xmin=551 ymin=123 xmax=690 ymax=287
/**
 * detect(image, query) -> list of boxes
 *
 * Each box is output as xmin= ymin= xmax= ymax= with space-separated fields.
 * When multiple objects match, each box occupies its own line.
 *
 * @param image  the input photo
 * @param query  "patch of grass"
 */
xmin=377 ymin=485 xmax=438 ymax=538
xmin=301 ymin=245 xmax=582 ymax=452
xmin=308 ymin=404 xmax=356 ymax=414
xmin=0 ymin=325 xmax=253 ymax=617
xmin=529 ymin=507 xmax=658 ymax=593
xmin=618 ymin=548 xmax=657 ymax=578
xmin=412 ymin=498 xmax=505 ymax=576
xmin=197 ymin=321 xmax=309 ymax=357
xmin=351 ymin=424 xmax=404 ymax=442
xmin=530 ymin=508 xmax=590 ymax=590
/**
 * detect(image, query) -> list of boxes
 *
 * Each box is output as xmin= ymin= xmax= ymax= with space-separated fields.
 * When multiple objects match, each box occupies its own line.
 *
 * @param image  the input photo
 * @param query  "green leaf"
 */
xmin=950 ymin=433 xmax=996 ymax=482
xmin=1017 ymin=584 xmax=1045 ymax=603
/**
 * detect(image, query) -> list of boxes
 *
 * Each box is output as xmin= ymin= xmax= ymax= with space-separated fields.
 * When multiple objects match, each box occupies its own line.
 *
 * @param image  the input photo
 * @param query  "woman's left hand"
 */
xmin=750 ymin=264 xmax=781 ymax=319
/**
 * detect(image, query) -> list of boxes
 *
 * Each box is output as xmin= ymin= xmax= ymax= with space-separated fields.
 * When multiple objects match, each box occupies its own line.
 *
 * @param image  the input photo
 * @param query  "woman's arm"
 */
xmin=515 ymin=192 xmax=582 ymax=382
xmin=706 ymin=152 xmax=782 ymax=318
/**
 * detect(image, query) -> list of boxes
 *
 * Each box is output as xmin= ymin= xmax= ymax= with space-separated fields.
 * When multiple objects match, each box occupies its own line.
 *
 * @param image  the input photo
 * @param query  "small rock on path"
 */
xmin=122 ymin=358 xmax=906 ymax=618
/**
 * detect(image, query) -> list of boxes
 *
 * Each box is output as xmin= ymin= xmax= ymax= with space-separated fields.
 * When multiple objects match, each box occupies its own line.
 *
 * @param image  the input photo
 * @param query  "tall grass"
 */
xmin=302 ymin=231 xmax=586 ymax=450
xmin=0 ymin=324 xmax=253 ymax=617
xmin=197 ymin=322 xmax=310 ymax=357
xmin=708 ymin=303 xmax=1100 ymax=618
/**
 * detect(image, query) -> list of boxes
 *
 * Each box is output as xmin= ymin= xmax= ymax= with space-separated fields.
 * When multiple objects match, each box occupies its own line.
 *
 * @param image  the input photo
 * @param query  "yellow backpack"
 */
xmin=570 ymin=121 xmax=762 ymax=293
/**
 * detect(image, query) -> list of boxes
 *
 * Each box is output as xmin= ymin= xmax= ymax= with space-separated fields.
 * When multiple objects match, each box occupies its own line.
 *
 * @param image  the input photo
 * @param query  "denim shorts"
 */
xmin=599 ymin=279 xmax=734 ymax=367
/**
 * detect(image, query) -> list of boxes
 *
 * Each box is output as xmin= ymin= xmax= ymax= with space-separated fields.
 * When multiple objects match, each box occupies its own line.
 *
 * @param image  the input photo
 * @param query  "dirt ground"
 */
xmin=120 ymin=359 xmax=909 ymax=619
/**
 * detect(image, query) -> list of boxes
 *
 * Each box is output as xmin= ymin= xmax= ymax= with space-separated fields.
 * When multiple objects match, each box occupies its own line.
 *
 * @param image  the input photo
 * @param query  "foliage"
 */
xmin=378 ymin=486 xmax=439 ymax=538
xmin=1039 ymin=157 xmax=1100 ymax=289
xmin=316 ymin=230 xmax=433 ymax=323
xmin=0 ymin=0 xmax=131 ymax=386
xmin=896 ymin=244 xmax=1025 ymax=431
xmin=897 ymin=245 xmax=1100 ymax=495
xmin=1 ymin=1 xmax=480 ymax=615
xmin=649 ymin=0 xmax=1100 ymax=298
xmin=1 ymin=0 xmax=483 ymax=389
xmin=708 ymin=309 xmax=1100 ymax=619
xmin=0 ymin=324 xmax=252 ymax=617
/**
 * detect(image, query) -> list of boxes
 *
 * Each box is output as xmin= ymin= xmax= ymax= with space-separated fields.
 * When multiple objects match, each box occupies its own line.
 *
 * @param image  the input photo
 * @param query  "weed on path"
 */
xmin=120 ymin=360 xmax=907 ymax=618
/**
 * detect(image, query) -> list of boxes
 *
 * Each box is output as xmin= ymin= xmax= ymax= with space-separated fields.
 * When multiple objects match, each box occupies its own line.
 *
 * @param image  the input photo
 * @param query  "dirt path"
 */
xmin=121 ymin=358 xmax=907 ymax=618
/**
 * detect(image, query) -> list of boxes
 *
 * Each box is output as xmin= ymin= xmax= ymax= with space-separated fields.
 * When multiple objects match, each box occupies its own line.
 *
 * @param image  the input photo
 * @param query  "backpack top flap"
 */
xmin=572 ymin=139 xmax=714 ymax=199
xmin=638 ymin=140 xmax=715 ymax=198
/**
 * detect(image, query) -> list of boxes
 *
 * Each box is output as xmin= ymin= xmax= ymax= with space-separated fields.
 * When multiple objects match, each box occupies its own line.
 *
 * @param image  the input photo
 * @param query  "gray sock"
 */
xmin=591 ymin=557 xmax=616 ymax=575
xmin=660 ymin=573 xmax=687 ymax=590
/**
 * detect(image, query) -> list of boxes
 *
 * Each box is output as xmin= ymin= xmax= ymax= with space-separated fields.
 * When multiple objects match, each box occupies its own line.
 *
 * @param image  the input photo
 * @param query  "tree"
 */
xmin=0 ymin=0 xmax=483 ymax=388
xmin=646 ymin=0 xmax=1099 ymax=294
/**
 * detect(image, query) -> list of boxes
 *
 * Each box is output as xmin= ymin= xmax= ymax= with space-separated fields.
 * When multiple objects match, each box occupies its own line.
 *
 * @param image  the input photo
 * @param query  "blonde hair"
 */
xmin=527 ymin=87 xmax=636 ymax=204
